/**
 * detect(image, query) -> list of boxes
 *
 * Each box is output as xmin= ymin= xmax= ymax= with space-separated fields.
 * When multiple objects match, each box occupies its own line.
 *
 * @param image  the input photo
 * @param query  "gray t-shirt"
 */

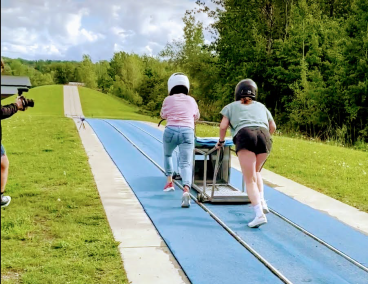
xmin=220 ymin=101 xmax=274 ymax=137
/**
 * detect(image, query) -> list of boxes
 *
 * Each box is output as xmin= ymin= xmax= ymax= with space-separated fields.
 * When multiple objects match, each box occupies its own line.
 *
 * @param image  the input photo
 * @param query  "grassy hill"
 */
xmin=2 ymin=85 xmax=64 ymax=116
xmin=79 ymin=87 xmax=158 ymax=122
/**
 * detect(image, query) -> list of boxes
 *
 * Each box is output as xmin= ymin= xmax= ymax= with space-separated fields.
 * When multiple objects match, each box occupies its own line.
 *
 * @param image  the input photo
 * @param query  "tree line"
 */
xmin=2 ymin=0 xmax=367 ymax=146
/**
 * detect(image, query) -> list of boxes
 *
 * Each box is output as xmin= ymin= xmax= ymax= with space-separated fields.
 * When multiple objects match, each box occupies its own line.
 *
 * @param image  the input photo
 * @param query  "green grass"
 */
xmin=76 ymin=88 xmax=368 ymax=212
xmin=266 ymin=136 xmax=368 ymax=211
xmin=2 ymin=85 xmax=64 ymax=117
xmin=79 ymin=87 xmax=158 ymax=122
xmin=1 ymin=86 xmax=127 ymax=283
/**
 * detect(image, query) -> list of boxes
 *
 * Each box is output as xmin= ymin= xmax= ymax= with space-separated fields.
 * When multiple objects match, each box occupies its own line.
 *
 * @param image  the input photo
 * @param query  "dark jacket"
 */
xmin=1 ymin=103 xmax=18 ymax=142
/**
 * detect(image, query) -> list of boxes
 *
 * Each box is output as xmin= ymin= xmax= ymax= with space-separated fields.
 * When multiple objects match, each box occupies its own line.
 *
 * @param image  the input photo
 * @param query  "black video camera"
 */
xmin=17 ymin=88 xmax=35 ymax=111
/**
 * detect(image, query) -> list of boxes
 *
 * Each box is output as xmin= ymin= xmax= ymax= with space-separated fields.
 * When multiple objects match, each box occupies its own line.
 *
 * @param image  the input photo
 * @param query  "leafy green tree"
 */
xmin=160 ymin=12 xmax=220 ymax=120
xmin=96 ymin=60 xmax=113 ymax=93
xmin=30 ymin=70 xmax=54 ymax=86
xmin=9 ymin=59 xmax=28 ymax=76
xmin=341 ymin=0 xmax=368 ymax=141
xmin=53 ymin=63 xmax=69 ymax=84
xmin=2 ymin=0 xmax=367 ymax=144
xmin=78 ymin=55 xmax=97 ymax=89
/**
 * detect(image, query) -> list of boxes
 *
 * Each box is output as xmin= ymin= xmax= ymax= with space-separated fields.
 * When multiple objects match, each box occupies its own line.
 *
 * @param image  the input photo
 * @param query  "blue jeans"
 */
xmin=1 ymin=144 xmax=5 ymax=157
xmin=163 ymin=126 xmax=194 ymax=188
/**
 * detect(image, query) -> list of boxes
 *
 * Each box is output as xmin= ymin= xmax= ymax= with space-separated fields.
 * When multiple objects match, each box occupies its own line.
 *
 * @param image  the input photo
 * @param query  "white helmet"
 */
xmin=167 ymin=72 xmax=190 ymax=95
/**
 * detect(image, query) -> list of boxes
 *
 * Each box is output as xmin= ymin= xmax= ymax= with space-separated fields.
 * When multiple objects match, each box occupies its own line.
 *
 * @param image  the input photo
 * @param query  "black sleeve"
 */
xmin=1 ymin=103 xmax=19 ymax=120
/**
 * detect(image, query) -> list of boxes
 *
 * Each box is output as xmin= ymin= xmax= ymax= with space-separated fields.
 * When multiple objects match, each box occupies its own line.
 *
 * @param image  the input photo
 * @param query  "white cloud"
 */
xmin=66 ymin=14 xmax=83 ymax=39
xmin=112 ymin=5 xmax=121 ymax=19
xmin=145 ymin=45 xmax=153 ymax=56
xmin=1 ymin=0 xmax=215 ymax=61
xmin=113 ymin=43 xmax=123 ymax=52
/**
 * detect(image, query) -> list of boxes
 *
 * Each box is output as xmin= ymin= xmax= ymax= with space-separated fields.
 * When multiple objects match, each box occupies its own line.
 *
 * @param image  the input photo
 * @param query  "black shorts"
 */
xmin=233 ymin=127 xmax=272 ymax=155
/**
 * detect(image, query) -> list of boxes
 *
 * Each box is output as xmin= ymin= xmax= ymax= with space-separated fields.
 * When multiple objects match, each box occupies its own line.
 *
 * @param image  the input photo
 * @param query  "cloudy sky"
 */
xmin=1 ymin=0 xmax=215 ymax=62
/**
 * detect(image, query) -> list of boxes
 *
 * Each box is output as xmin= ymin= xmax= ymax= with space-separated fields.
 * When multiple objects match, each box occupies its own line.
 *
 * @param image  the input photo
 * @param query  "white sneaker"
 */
xmin=248 ymin=214 xmax=267 ymax=228
xmin=181 ymin=192 xmax=191 ymax=208
xmin=261 ymin=199 xmax=270 ymax=214
xmin=1 ymin=194 xmax=11 ymax=207
xmin=1 ymin=195 xmax=11 ymax=208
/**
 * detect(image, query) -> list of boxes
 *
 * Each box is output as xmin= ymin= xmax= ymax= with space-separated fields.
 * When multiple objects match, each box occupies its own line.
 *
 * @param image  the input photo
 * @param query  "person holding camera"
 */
xmin=1 ymin=57 xmax=25 ymax=207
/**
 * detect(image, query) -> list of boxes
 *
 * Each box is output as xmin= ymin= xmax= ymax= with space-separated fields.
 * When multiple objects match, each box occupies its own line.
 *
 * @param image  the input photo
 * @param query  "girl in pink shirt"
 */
xmin=160 ymin=73 xmax=200 ymax=208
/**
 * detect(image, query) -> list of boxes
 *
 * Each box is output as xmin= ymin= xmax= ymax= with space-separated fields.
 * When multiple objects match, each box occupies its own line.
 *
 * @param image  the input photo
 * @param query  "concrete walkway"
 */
xmin=63 ymin=86 xmax=189 ymax=284
xmin=64 ymin=85 xmax=84 ymax=118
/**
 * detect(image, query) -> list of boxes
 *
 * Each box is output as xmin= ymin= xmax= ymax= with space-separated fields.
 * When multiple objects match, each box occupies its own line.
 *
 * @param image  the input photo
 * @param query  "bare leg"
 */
xmin=238 ymin=150 xmax=269 ymax=227
xmin=255 ymin=154 xmax=268 ymax=200
xmin=1 ymin=155 xmax=9 ymax=194
xmin=256 ymin=154 xmax=269 ymax=214
xmin=256 ymin=172 xmax=264 ymax=199
xmin=237 ymin=150 xmax=259 ymax=206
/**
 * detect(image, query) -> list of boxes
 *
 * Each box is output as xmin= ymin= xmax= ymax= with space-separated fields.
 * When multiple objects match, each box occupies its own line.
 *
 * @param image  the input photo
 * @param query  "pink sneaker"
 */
xmin=163 ymin=182 xmax=175 ymax=192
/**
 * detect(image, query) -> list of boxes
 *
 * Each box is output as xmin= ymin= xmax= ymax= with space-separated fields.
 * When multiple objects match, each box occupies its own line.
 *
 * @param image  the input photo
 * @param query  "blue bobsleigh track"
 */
xmin=87 ymin=119 xmax=368 ymax=284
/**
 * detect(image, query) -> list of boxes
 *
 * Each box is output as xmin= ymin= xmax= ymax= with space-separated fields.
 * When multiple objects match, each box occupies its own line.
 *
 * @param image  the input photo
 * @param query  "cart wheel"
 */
xmin=197 ymin=193 xmax=203 ymax=202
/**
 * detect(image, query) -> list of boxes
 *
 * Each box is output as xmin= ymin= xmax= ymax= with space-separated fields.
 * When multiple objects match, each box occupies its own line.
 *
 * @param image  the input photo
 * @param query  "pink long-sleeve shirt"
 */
xmin=160 ymin=93 xmax=200 ymax=129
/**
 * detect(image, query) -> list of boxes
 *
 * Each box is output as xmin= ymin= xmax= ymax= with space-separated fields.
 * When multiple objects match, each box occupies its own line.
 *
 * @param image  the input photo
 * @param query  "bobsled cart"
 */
xmin=192 ymin=137 xmax=249 ymax=203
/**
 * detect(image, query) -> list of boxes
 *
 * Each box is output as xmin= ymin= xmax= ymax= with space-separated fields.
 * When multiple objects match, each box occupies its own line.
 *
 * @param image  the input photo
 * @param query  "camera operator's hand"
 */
xmin=15 ymin=98 xmax=23 ymax=110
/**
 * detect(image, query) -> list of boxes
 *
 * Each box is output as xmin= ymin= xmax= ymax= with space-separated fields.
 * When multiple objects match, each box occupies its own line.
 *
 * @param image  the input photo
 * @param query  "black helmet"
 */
xmin=234 ymin=79 xmax=257 ymax=101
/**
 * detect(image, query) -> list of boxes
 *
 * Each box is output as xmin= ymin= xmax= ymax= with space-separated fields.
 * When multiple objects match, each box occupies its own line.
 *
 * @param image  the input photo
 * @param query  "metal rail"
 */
xmin=124 ymin=120 xmax=368 ymax=274
xmin=269 ymin=209 xmax=368 ymax=272
xmin=103 ymin=119 xmax=293 ymax=284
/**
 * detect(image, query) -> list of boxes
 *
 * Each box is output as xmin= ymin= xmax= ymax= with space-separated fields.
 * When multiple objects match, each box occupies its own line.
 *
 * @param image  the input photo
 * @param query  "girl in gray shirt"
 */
xmin=216 ymin=79 xmax=276 ymax=228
